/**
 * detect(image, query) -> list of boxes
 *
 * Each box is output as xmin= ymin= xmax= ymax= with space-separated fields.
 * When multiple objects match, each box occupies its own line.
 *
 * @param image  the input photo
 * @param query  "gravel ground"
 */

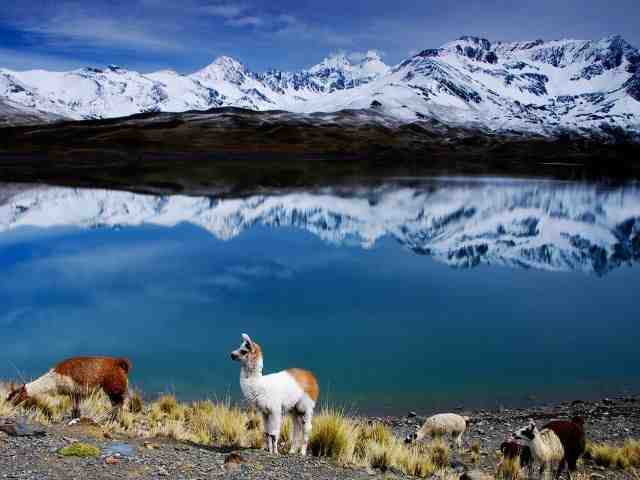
xmin=1 ymin=395 xmax=639 ymax=480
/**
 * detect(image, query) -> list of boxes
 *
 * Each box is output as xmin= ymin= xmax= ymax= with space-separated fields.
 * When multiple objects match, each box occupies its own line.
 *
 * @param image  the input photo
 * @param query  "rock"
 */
xmin=0 ymin=419 xmax=46 ymax=437
xmin=460 ymin=470 xmax=493 ymax=480
xmin=103 ymin=443 xmax=135 ymax=457
xmin=224 ymin=452 xmax=245 ymax=472
xmin=224 ymin=452 xmax=245 ymax=465
xmin=407 ymin=411 xmax=417 ymax=418
xmin=157 ymin=466 xmax=169 ymax=476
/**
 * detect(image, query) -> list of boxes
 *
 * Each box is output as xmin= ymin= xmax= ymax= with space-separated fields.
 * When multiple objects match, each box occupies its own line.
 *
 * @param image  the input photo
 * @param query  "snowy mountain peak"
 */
xmin=356 ymin=50 xmax=389 ymax=75
xmin=308 ymin=51 xmax=388 ymax=76
xmin=1 ymin=35 xmax=639 ymax=135
xmin=309 ymin=53 xmax=351 ymax=73
xmin=440 ymin=36 xmax=498 ymax=63
xmin=191 ymin=56 xmax=249 ymax=84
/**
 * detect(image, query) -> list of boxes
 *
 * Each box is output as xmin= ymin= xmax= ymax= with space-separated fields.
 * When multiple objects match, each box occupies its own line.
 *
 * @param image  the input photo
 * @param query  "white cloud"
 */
xmin=225 ymin=16 xmax=263 ymax=27
xmin=0 ymin=48 xmax=86 ymax=71
xmin=22 ymin=15 xmax=184 ymax=52
xmin=273 ymin=19 xmax=355 ymax=47
xmin=345 ymin=49 xmax=384 ymax=63
xmin=200 ymin=3 xmax=247 ymax=19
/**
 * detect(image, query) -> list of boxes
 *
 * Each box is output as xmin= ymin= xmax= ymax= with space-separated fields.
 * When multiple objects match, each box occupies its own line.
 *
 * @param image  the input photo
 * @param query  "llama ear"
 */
xmin=241 ymin=333 xmax=252 ymax=345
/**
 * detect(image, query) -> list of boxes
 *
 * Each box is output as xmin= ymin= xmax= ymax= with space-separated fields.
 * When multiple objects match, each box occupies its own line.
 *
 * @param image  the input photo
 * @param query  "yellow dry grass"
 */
xmin=0 ymin=381 xmax=509 ymax=479
xmin=496 ymin=455 xmax=521 ymax=480
xmin=586 ymin=439 xmax=640 ymax=470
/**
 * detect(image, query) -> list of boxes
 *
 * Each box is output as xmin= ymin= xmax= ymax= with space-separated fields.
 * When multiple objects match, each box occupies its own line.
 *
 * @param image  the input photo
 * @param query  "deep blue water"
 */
xmin=1 ymin=180 xmax=639 ymax=414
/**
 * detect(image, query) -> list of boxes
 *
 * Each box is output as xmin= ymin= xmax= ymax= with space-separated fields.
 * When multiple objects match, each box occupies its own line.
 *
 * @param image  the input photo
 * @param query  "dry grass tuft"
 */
xmin=354 ymin=421 xmax=393 ymax=460
xmin=586 ymin=439 xmax=640 ymax=470
xmin=156 ymin=394 xmax=179 ymax=415
xmin=306 ymin=412 xmax=447 ymax=477
xmin=392 ymin=442 xmax=437 ymax=477
xmin=496 ymin=455 xmax=521 ymax=480
xmin=469 ymin=440 xmax=481 ymax=464
xmin=309 ymin=409 xmax=358 ymax=461
xmin=428 ymin=438 xmax=451 ymax=469
xmin=129 ymin=391 xmax=144 ymax=414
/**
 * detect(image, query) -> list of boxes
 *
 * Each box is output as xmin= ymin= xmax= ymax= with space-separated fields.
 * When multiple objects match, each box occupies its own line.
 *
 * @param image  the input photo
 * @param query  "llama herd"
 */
xmin=6 ymin=333 xmax=587 ymax=478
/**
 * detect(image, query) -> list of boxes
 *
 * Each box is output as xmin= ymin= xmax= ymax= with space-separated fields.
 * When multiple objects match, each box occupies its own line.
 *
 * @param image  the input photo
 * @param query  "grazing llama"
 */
xmin=405 ymin=413 xmax=471 ymax=448
xmin=230 ymin=333 xmax=319 ymax=455
xmin=7 ymin=356 xmax=131 ymax=421
xmin=500 ymin=435 xmax=533 ymax=473
xmin=542 ymin=416 xmax=586 ymax=476
xmin=514 ymin=420 xmax=565 ymax=479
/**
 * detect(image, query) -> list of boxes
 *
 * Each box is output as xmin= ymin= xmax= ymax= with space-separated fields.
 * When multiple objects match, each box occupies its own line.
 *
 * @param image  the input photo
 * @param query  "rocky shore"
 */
xmin=1 ymin=394 xmax=639 ymax=480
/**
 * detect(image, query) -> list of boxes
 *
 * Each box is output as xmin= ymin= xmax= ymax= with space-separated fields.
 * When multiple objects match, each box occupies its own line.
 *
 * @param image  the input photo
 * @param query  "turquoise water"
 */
xmin=1 ymin=179 xmax=639 ymax=413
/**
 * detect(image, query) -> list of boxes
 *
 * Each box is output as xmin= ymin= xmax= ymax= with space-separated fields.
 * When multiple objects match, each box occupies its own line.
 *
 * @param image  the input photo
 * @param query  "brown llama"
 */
xmin=7 ymin=356 xmax=132 ymax=421
xmin=543 ymin=416 xmax=586 ymax=476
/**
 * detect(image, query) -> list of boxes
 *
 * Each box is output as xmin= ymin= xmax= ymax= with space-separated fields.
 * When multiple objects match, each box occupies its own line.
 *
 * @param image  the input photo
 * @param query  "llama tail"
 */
xmin=117 ymin=358 xmax=132 ymax=374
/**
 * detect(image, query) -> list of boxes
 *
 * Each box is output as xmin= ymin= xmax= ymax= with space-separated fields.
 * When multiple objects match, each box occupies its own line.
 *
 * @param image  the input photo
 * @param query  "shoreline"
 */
xmin=137 ymin=386 xmax=640 ymax=418
xmin=2 ymin=380 xmax=639 ymax=479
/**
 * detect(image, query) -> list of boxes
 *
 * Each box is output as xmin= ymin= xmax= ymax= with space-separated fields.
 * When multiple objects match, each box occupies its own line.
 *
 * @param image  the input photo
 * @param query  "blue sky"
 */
xmin=1 ymin=0 xmax=639 ymax=73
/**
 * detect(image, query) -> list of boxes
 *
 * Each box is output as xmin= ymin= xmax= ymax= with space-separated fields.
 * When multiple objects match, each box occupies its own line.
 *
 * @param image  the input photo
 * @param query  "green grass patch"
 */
xmin=59 ymin=442 xmax=101 ymax=458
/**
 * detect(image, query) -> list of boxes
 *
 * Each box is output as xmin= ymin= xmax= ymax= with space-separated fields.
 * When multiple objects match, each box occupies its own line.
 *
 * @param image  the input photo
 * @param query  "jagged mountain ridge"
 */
xmin=0 ymin=51 xmax=387 ymax=118
xmin=1 ymin=181 xmax=639 ymax=275
xmin=1 ymin=35 xmax=639 ymax=135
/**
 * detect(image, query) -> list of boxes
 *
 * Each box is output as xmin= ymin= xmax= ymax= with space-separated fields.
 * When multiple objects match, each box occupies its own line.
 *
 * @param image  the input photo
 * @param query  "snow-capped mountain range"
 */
xmin=1 ymin=180 xmax=639 ymax=275
xmin=1 ymin=36 xmax=640 ymax=135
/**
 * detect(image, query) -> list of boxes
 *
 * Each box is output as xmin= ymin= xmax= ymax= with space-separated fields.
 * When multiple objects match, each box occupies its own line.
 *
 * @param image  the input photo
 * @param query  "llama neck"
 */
xmin=25 ymin=370 xmax=59 ymax=396
xmin=239 ymin=361 xmax=266 ymax=406
xmin=240 ymin=357 xmax=263 ymax=381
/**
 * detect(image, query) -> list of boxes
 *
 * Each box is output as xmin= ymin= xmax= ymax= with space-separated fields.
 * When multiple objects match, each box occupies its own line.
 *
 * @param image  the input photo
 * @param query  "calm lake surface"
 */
xmin=1 ymin=178 xmax=639 ymax=414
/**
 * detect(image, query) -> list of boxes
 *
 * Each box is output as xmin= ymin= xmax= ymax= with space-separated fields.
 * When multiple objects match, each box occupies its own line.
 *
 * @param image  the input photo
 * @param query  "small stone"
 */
xmin=158 ymin=466 xmax=169 ymax=476
xmin=460 ymin=470 xmax=493 ymax=480
xmin=407 ymin=411 xmax=417 ymax=418
xmin=224 ymin=452 xmax=245 ymax=467
xmin=0 ymin=419 xmax=46 ymax=437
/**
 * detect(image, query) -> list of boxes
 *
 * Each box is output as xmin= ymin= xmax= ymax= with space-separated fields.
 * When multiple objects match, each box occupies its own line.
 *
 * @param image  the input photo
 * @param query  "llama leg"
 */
xmin=300 ymin=410 xmax=313 ymax=456
xmin=455 ymin=432 xmax=463 ymax=449
xmin=107 ymin=393 xmax=125 ymax=422
xmin=265 ymin=409 xmax=282 ymax=455
xmin=291 ymin=414 xmax=303 ymax=454
xmin=71 ymin=393 xmax=82 ymax=419
xmin=554 ymin=460 xmax=566 ymax=480
xmin=261 ymin=412 xmax=272 ymax=452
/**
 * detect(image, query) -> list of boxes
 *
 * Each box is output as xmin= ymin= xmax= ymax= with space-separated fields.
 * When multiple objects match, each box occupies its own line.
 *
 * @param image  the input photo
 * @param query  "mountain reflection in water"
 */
xmin=1 ymin=178 xmax=639 ymax=413
xmin=2 ymin=179 xmax=639 ymax=275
